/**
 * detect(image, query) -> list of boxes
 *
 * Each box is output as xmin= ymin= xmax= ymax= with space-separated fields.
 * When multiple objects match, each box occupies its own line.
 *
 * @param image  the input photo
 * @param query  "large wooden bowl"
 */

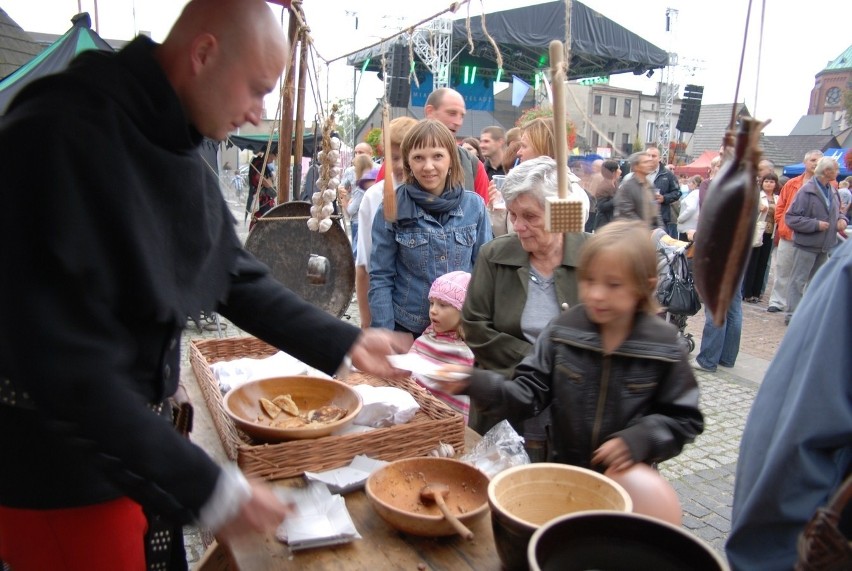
xmin=365 ymin=457 xmax=490 ymax=537
xmin=223 ymin=376 xmax=362 ymax=442
xmin=488 ymin=463 xmax=632 ymax=570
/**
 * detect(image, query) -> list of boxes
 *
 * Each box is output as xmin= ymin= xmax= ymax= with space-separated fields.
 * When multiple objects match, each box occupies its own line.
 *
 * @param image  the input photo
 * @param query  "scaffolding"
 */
xmin=411 ymin=18 xmax=452 ymax=90
xmin=657 ymin=8 xmax=678 ymax=163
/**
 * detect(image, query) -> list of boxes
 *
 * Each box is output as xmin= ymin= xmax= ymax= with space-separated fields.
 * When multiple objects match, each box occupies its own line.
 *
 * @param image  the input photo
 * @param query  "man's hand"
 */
xmin=818 ymin=220 xmax=829 ymax=231
xmin=215 ymin=480 xmax=291 ymax=544
xmin=350 ymin=329 xmax=413 ymax=378
xmin=591 ymin=437 xmax=634 ymax=472
xmin=838 ymin=218 xmax=848 ymax=232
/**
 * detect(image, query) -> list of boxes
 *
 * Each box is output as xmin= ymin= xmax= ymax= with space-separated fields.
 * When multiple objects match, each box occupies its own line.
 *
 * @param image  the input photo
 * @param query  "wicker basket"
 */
xmin=189 ymin=337 xmax=466 ymax=480
xmin=796 ymin=473 xmax=852 ymax=571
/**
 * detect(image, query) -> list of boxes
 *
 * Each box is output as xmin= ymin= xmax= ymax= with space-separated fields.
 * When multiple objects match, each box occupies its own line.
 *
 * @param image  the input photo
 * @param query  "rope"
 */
xmin=753 ymin=0 xmax=766 ymax=117
xmin=477 ymin=0 xmax=503 ymax=70
xmin=730 ymin=0 xmax=754 ymax=130
xmin=323 ymin=0 xmax=470 ymax=64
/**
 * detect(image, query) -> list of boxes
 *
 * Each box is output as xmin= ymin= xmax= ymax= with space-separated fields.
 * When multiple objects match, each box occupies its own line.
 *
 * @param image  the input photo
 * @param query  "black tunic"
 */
xmin=0 ymin=37 xmax=360 ymax=522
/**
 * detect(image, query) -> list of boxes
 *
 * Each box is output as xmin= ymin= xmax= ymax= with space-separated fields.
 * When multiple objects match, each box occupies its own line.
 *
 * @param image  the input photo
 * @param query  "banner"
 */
xmin=410 ymin=72 xmax=494 ymax=111
xmin=512 ymin=75 xmax=531 ymax=107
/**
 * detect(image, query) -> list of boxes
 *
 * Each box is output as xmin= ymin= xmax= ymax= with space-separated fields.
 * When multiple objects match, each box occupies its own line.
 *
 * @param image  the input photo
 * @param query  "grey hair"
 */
xmin=814 ymin=156 xmax=839 ymax=177
xmin=628 ymin=151 xmax=648 ymax=166
xmin=501 ymin=156 xmax=558 ymax=208
xmin=804 ymin=149 xmax=824 ymax=161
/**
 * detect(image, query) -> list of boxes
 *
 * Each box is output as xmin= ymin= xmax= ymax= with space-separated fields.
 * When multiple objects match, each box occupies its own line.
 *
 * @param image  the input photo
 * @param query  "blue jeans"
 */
xmin=696 ymin=292 xmax=742 ymax=370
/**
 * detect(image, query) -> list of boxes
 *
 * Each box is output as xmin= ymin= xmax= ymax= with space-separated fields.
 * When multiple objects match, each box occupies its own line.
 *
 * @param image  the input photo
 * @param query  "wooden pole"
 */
xmin=278 ymin=8 xmax=299 ymax=203
xmin=292 ymin=14 xmax=309 ymax=203
xmin=544 ymin=39 xmax=583 ymax=233
xmin=382 ymin=103 xmax=397 ymax=221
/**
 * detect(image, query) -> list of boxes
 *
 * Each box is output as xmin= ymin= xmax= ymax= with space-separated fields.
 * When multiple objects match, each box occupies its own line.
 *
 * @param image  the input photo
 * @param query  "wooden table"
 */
xmin=185 ymin=365 xmax=504 ymax=570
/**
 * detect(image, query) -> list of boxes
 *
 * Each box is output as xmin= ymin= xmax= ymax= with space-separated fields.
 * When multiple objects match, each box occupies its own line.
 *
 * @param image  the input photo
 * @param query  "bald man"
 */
xmin=0 ymin=1 xmax=406 ymax=568
xmin=424 ymin=88 xmax=490 ymax=201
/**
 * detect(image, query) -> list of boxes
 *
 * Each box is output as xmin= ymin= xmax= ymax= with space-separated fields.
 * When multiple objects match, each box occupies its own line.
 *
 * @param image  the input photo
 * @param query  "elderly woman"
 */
xmin=462 ymin=156 xmax=588 ymax=458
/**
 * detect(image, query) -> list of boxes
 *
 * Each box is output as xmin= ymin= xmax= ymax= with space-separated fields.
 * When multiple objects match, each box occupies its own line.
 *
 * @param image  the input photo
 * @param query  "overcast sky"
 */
xmin=4 ymin=0 xmax=850 ymax=136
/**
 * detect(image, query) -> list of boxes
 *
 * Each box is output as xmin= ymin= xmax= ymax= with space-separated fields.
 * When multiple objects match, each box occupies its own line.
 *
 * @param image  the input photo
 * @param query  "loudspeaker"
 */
xmin=386 ymin=46 xmax=410 ymax=108
xmin=676 ymin=84 xmax=704 ymax=133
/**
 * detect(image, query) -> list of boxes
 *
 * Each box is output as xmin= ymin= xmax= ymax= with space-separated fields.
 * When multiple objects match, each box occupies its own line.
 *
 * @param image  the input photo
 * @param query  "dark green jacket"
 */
xmin=462 ymin=232 xmax=589 ymax=378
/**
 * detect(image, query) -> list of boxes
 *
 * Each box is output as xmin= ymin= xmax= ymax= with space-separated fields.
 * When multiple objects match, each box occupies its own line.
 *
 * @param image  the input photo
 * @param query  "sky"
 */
xmin=4 ymin=0 xmax=851 ymax=137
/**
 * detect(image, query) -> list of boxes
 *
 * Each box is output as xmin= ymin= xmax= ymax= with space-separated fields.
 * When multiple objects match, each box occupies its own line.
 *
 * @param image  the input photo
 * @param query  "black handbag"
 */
xmin=657 ymin=250 xmax=702 ymax=316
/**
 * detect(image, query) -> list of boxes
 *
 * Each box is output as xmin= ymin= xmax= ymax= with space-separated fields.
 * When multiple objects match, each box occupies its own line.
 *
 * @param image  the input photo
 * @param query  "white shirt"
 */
xmin=356 ymin=179 xmax=400 ymax=269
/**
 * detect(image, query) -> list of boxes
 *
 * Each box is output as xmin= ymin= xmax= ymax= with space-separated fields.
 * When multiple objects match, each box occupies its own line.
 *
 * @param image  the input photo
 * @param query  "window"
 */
xmin=591 ymin=132 xmax=600 ymax=149
xmin=593 ymin=95 xmax=602 ymax=115
xmin=645 ymin=121 xmax=656 ymax=145
xmin=609 ymin=97 xmax=617 ymax=116
xmin=607 ymin=132 xmax=615 ymax=149
xmin=622 ymin=133 xmax=631 ymax=154
xmin=624 ymin=98 xmax=632 ymax=118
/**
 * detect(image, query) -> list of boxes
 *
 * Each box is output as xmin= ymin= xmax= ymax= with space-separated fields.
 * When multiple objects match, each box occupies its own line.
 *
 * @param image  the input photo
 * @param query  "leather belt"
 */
xmin=1 ymin=377 xmax=36 ymax=410
xmin=1 ymin=377 xmax=165 ymax=414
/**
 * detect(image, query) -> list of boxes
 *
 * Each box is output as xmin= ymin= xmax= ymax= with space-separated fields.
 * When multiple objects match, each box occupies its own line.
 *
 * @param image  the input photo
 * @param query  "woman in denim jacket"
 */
xmin=369 ymin=120 xmax=492 ymax=339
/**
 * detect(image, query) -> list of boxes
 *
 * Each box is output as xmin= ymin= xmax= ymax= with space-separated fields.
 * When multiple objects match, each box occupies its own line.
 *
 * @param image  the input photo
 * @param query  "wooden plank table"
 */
xmin=185 ymin=364 xmax=504 ymax=570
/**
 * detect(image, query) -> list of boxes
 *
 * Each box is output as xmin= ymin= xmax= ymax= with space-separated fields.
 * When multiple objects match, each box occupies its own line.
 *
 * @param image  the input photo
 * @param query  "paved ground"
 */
xmin=181 ymin=193 xmax=791 ymax=566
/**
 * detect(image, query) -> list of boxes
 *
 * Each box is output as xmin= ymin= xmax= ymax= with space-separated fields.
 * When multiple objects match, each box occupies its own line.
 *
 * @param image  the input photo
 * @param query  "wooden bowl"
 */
xmin=528 ymin=511 xmax=729 ymax=571
xmin=365 ymin=457 xmax=490 ymax=537
xmin=223 ymin=376 xmax=362 ymax=442
xmin=488 ymin=463 xmax=633 ymax=570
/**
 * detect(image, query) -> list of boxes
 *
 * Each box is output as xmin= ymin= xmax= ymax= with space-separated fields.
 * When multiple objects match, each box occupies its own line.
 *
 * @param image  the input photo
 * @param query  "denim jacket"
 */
xmin=369 ymin=188 xmax=491 ymax=335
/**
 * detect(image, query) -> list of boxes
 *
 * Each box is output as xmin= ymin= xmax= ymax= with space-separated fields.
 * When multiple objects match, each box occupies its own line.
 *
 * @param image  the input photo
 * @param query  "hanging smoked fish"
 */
xmin=692 ymin=117 xmax=764 ymax=325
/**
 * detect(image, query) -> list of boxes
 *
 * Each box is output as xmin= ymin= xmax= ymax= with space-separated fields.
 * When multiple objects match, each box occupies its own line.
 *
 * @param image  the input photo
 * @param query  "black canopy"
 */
xmin=347 ymin=1 xmax=668 ymax=80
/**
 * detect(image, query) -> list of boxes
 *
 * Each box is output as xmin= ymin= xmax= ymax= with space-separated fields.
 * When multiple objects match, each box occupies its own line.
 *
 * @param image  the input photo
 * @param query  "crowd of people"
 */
xmin=1 ymin=0 xmax=849 ymax=567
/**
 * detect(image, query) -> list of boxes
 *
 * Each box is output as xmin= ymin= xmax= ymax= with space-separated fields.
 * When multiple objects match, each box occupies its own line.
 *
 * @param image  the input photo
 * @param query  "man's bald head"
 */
xmin=157 ymin=0 xmax=288 ymax=140
xmin=424 ymin=88 xmax=466 ymax=135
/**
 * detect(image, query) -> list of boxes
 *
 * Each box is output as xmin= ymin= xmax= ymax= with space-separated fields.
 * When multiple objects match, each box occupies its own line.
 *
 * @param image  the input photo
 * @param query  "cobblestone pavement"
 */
xmin=182 ymin=197 xmax=791 ymax=565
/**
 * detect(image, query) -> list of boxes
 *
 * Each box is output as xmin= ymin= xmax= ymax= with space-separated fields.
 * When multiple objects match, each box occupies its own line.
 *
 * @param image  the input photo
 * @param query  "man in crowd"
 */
xmin=766 ymin=150 xmax=823 ymax=313
xmin=478 ymin=126 xmax=506 ymax=179
xmin=783 ymin=156 xmax=847 ymax=325
xmin=424 ymin=88 xmax=490 ymax=201
xmin=728 ymin=236 xmax=852 ymax=571
xmin=0 ymin=1 xmax=405 ymax=568
xmin=645 ymin=146 xmax=682 ymax=238
xmin=614 ymin=151 xmax=662 ymax=229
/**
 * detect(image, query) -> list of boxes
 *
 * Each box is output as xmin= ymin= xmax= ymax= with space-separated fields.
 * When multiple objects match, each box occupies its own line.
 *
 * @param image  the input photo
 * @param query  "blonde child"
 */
xmin=444 ymin=221 xmax=703 ymax=521
xmin=409 ymin=271 xmax=474 ymax=421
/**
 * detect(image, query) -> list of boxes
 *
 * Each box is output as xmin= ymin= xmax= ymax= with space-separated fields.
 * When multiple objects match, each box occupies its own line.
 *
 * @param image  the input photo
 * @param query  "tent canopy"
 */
xmin=227 ymin=131 xmax=341 ymax=158
xmin=347 ymin=0 xmax=668 ymax=81
xmin=0 ymin=13 xmax=113 ymax=115
xmin=783 ymin=148 xmax=850 ymax=178
xmin=674 ymin=150 xmax=718 ymax=177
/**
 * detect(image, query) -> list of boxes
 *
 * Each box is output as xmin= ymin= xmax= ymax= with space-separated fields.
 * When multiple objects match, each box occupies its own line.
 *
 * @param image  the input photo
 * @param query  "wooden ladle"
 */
xmin=420 ymin=483 xmax=474 ymax=540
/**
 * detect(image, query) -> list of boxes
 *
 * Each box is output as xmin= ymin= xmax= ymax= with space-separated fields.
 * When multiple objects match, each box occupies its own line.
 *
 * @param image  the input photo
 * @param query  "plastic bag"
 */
xmin=459 ymin=420 xmax=530 ymax=478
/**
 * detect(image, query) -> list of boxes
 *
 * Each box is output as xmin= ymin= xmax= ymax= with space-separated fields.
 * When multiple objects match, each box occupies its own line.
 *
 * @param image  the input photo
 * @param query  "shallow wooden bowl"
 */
xmin=365 ymin=457 xmax=490 ymax=537
xmin=223 ymin=376 xmax=362 ymax=442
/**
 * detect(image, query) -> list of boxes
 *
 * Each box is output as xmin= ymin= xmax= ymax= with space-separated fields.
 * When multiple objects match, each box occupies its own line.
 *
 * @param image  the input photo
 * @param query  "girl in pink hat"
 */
xmin=408 ymin=271 xmax=474 ymax=422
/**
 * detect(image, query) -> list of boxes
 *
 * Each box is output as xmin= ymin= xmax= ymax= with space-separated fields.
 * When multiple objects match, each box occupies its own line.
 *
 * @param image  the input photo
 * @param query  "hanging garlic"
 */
xmin=307 ymin=103 xmax=342 ymax=234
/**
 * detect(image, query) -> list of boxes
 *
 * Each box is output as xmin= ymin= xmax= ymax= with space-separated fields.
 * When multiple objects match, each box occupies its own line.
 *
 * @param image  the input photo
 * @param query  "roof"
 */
xmin=0 ymin=13 xmax=113 ymax=115
xmin=689 ymin=102 xmax=751 ymax=156
xmin=347 ymin=0 xmax=667 ymax=80
xmin=0 ymin=8 xmax=44 ymax=79
xmin=760 ymin=134 xmax=841 ymax=167
xmin=819 ymin=44 xmax=852 ymax=72
xmin=789 ymin=113 xmax=848 ymax=137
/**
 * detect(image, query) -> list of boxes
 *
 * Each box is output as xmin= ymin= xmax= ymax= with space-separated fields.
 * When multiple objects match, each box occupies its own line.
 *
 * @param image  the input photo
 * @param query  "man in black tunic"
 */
xmin=0 ymin=0 xmax=405 ymax=569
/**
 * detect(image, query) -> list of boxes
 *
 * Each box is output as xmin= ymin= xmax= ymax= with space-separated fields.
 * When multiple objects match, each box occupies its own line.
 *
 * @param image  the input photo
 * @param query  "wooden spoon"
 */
xmin=420 ymin=483 xmax=474 ymax=540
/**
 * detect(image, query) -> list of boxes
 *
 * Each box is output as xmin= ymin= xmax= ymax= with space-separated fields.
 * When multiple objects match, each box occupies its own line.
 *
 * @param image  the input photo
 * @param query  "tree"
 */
xmin=515 ymin=106 xmax=576 ymax=149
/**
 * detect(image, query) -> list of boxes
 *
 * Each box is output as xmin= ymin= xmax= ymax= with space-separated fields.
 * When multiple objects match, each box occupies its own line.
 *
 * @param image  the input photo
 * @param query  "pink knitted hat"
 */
xmin=429 ymin=271 xmax=471 ymax=311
